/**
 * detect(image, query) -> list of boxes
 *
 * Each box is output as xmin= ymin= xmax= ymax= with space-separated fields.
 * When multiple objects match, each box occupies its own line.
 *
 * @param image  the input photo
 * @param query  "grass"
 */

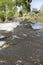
xmin=0 ymin=12 xmax=43 ymax=22
xmin=21 ymin=13 xmax=43 ymax=22
xmin=16 ymin=12 xmax=43 ymax=22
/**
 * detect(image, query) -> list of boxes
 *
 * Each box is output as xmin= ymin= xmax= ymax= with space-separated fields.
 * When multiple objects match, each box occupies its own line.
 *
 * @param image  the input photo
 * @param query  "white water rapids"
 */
xmin=0 ymin=22 xmax=20 ymax=31
xmin=0 ymin=21 xmax=20 ymax=47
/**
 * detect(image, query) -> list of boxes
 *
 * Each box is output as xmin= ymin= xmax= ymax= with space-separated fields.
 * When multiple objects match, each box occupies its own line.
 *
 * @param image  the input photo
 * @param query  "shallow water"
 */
xmin=0 ymin=22 xmax=20 ymax=31
xmin=0 ymin=21 xmax=20 ymax=47
xmin=31 ymin=22 xmax=43 ymax=29
xmin=0 ymin=22 xmax=43 ymax=47
xmin=0 ymin=21 xmax=43 ymax=65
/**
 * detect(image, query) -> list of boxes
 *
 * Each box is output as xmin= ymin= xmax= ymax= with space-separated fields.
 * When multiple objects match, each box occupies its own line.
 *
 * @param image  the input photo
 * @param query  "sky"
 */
xmin=31 ymin=0 xmax=43 ymax=10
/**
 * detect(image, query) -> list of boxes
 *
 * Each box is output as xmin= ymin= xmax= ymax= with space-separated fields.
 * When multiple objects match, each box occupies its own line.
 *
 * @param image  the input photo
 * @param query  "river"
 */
xmin=0 ymin=21 xmax=20 ymax=47
xmin=0 ymin=20 xmax=43 ymax=65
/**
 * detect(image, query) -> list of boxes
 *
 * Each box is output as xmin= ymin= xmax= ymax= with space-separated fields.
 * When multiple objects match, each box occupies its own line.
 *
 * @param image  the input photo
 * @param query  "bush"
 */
xmin=0 ymin=12 xmax=5 ymax=21
xmin=7 ymin=11 xmax=14 ymax=20
xmin=19 ymin=10 xmax=23 ymax=17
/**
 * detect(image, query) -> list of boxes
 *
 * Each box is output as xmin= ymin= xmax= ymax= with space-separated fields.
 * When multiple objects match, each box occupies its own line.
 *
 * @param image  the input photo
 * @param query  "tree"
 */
xmin=0 ymin=0 xmax=32 ymax=12
xmin=0 ymin=0 xmax=32 ymax=21
xmin=15 ymin=0 xmax=32 ymax=12
xmin=0 ymin=0 xmax=16 ymax=21
xmin=0 ymin=0 xmax=32 ymax=13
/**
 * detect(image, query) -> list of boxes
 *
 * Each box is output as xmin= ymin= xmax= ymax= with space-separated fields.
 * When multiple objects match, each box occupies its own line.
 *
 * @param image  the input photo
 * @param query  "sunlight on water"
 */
xmin=0 ymin=41 xmax=6 ymax=47
xmin=31 ymin=22 xmax=43 ymax=29
xmin=0 ymin=22 xmax=20 ymax=49
xmin=0 ymin=35 xmax=5 ymax=39
xmin=0 ymin=22 xmax=20 ymax=31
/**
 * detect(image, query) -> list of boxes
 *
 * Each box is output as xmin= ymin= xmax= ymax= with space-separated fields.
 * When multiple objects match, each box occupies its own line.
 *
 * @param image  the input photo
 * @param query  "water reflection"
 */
xmin=31 ymin=22 xmax=43 ymax=29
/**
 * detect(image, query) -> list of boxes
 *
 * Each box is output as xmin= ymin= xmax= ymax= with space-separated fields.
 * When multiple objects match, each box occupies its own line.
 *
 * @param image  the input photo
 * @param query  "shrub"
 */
xmin=19 ymin=10 xmax=23 ymax=17
xmin=0 ymin=12 xmax=5 ymax=21
xmin=7 ymin=11 xmax=14 ymax=20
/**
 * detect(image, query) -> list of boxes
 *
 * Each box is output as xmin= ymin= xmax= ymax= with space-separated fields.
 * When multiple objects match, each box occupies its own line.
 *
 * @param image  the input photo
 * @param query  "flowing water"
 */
xmin=31 ymin=22 xmax=43 ymax=29
xmin=0 ymin=20 xmax=43 ymax=65
xmin=0 ymin=21 xmax=20 ymax=47
xmin=0 ymin=22 xmax=20 ymax=31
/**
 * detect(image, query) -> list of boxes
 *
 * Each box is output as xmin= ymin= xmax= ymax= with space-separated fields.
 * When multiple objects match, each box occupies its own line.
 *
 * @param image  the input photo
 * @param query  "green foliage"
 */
xmin=0 ymin=0 xmax=32 ymax=21
xmin=19 ymin=10 xmax=23 ymax=17
xmin=0 ymin=0 xmax=16 ymax=21
xmin=15 ymin=0 xmax=32 ymax=12
xmin=0 ymin=12 xmax=5 ymax=21
xmin=7 ymin=11 xmax=14 ymax=20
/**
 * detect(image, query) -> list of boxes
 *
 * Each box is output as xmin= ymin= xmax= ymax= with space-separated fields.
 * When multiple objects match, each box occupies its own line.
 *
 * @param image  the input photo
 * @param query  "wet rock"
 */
xmin=24 ymin=63 xmax=33 ymax=65
xmin=16 ymin=60 xmax=24 ymax=65
xmin=2 ymin=44 xmax=10 ymax=49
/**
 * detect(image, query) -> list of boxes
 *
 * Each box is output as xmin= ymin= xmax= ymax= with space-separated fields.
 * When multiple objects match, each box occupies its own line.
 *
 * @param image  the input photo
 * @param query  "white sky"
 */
xmin=31 ymin=0 xmax=43 ymax=10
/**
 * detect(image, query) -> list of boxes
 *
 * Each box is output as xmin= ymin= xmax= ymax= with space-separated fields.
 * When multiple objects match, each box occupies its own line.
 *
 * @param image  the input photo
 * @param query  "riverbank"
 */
xmin=0 ymin=12 xmax=43 ymax=23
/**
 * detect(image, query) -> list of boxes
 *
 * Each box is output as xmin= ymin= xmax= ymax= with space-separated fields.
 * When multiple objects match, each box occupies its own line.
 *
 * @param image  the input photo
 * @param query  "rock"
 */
xmin=2 ymin=44 xmax=10 ymax=49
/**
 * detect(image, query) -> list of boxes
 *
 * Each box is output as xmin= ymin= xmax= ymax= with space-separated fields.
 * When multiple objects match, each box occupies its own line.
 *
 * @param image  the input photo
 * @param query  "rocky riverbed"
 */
xmin=0 ymin=20 xmax=43 ymax=65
